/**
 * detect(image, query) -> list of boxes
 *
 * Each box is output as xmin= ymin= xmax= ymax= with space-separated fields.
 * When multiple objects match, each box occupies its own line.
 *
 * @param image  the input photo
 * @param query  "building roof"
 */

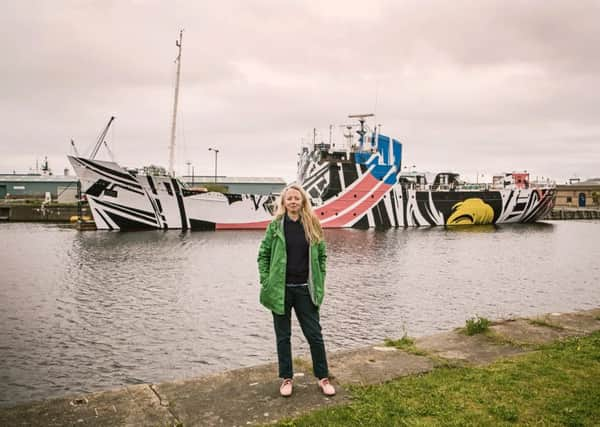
xmin=556 ymin=183 xmax=600 ymax=190
xmin=582 ymin=178 xmax=600 ymax=184
xmin=1 ymin=174 xmax=286 ymax=185
xmin=181 ymin=176 xmax=286 ymax=185
xmin=0 ymin=174 xmax=77 ymax=183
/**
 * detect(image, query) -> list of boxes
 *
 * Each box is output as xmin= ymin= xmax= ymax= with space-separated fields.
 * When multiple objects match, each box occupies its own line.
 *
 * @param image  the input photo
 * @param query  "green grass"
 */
xmin=482 ymin=329 xmax=532 ymax=349
xmin=292 ymin=357 xmax=312 ymax=373
xmin=464 ymin=316 xmax=491 ymax=335
xmin=384 ymin=335 xmax=427 ymax=356
xmin=272 ymin=332 xmax=600 ymax=426
xmin=529 ymin=318 xmax=565 ymax=330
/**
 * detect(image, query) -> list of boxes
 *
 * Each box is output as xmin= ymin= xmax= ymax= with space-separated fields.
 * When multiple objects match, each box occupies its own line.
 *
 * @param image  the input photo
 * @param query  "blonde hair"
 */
xmin=275 ymin=184 xmax=324 ymax=244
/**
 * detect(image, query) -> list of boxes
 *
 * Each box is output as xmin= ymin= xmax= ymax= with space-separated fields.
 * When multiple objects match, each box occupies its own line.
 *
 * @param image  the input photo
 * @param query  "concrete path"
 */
xmin=1 ymin=308 xmax=599 ymax=427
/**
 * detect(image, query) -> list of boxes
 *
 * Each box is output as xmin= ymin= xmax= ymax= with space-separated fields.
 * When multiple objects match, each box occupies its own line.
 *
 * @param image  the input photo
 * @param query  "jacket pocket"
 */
xmin=260 ymin=272 xmax=271 ymax=289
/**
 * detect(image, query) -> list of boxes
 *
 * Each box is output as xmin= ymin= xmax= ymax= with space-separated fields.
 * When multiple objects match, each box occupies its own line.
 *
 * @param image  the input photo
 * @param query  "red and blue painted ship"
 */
xmin=68 ymin=114 xmax=556 ymax=231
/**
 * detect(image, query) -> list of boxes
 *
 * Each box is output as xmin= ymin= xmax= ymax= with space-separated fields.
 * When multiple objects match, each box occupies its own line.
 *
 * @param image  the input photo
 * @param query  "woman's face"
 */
xmin=284 ymin=188 xmax=303 ymax=215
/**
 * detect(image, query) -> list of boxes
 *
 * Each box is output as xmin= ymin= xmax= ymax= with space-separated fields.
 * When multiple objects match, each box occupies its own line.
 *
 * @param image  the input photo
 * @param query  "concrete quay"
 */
xmin=548 ymin=207 xmax=600 ymax=220
xmin=1 ymin=308 xmax=599 ymax=427
xmin=0 ymin=202 xmax=88 ymax=222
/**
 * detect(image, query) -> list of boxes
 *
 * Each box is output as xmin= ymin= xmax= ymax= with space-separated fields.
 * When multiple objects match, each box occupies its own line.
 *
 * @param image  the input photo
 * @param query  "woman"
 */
xmin=257 ymin=184 xmax=335 ymax=397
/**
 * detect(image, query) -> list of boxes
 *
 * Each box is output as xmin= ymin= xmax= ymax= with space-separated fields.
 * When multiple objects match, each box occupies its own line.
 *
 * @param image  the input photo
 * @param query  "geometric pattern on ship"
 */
xmin=69 ymin=126 xmax=556 ymax=230
xmin=298 ymin=132 xmax=403 ymax=228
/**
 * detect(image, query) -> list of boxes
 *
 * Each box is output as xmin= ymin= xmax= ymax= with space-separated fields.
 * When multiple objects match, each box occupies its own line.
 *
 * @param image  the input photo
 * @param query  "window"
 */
xmin=566 ymin=196 xmax=572 ymax=203
xmin=164 ymin=182 xmax=173 ymax=196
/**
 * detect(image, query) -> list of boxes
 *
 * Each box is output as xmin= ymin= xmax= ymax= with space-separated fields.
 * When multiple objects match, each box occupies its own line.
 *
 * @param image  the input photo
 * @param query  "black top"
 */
xmin=284 ymin=214 xmax=309 ymax=284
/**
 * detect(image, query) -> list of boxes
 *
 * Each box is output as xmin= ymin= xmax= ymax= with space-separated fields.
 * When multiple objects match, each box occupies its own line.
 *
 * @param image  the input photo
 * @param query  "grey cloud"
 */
xmin=0 ymin=0 xmax=598 ymax=183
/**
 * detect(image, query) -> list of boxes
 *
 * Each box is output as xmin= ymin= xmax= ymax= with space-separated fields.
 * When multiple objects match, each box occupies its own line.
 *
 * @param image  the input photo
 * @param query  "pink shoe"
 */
xmin=280 ymin=378 xmax=293 ymax=397
xmin=318 ymin=378 xmax=336 ymax=396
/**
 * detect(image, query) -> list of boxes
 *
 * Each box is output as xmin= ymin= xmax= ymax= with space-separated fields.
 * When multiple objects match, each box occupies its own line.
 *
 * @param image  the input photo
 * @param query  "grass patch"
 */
xmin=384 ymin=335 xmax=427 ymax=356
xmin=272 ymin=332 xmax=600 ymax=426
xmin=464 ymin=315 xmax=491 ymax=336
xmin=529 ymin=317 xmax=565 ymax=330
xmin=292 ymin=357 xmax=312 ymax=373
xmin=483 ymin=329 xmax=531 ymax=349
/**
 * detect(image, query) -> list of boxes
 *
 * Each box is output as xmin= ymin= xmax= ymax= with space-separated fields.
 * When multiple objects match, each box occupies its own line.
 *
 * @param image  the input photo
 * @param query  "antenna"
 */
xmin=103 ymin=141 xmax=115 ymax=162
xmin=168 ymin=29 xmax=184 ymax=177
xmin=90 ymin=116 xmax=115 ymax=160
xmin=71 ymin=139 xmax=80 ymax=156
xmin=374 ymin=80 xmax=379 ymax=119
xmin=348 ymin=113 xmax=374 ymax=146
xmin=340 ymin=124 xmax=355 ymax=149
xmin=348 ymin=113 xmax=375 ymax=119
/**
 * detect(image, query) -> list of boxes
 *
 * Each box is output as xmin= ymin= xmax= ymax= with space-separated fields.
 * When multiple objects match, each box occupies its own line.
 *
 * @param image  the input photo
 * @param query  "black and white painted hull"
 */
xmin=68 ymin=156 xmax=276 ymax=230
xmin=68 ymin=151 xmax=555 ymax=231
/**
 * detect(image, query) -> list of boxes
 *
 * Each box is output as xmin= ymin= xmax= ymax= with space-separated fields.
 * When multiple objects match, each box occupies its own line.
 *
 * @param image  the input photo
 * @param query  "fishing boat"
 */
xmin=67 ymin=34 xmax=556 ymax=231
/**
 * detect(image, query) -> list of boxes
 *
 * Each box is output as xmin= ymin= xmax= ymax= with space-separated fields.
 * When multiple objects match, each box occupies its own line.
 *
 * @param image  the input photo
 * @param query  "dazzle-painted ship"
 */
xmin=68 ymin=34 xmax=555 ymax=230
xmin=68 ymin=113 xmax=555 ymax=231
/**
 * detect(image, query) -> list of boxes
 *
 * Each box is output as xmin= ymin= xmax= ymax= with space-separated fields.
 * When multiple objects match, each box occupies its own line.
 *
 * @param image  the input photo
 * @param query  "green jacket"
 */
xmin=257 ymin=217 xmax=327 ymax=315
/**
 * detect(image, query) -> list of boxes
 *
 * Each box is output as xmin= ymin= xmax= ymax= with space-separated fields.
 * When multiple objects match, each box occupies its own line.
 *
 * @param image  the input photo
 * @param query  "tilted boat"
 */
xmin=68 ymin=113 xmax=556 ymax=231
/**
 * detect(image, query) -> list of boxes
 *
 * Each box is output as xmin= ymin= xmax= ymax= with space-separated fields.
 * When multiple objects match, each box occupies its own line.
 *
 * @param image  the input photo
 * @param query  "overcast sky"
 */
xmin=1 ymin=0 xmax=598 ymax=183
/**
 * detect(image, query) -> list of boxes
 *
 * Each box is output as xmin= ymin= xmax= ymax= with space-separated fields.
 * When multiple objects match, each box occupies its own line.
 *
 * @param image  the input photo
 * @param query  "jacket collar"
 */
xmin=274 ymin=216 xmax=285 ymax=240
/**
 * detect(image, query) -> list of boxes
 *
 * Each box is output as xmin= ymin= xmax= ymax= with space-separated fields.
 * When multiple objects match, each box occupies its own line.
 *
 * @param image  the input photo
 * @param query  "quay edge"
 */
xmin=1 ymin=200 xmax=597 ymax=225
xmin=0 ymin=201 xmax=91 ymax=223
xmin=1 ymin=308 xmax=599 ymax=426
xmin=547 ymin=207 xmax=600 ymax=220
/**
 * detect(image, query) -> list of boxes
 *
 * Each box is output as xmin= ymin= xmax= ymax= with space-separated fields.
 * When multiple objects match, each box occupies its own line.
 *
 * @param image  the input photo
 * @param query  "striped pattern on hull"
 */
xmin=69 ymin=130 xmax=556 ymax=231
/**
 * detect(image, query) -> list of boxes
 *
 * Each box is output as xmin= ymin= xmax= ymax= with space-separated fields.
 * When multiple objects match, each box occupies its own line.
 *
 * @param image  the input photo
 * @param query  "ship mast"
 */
xmin=348 ymin=113 xmax=374 ymax=147
xmin=168 ymin=29 xmax=184 ymax=177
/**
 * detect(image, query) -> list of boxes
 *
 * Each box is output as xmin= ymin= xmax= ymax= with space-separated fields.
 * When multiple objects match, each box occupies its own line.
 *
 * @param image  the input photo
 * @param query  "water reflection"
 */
xmin=445 ymin=222 xmax=555 ymax=234
xmin=445 ymin=224 xmax=498 ymax=233
xmin=0 ymin=221 xmax=599 ymax=406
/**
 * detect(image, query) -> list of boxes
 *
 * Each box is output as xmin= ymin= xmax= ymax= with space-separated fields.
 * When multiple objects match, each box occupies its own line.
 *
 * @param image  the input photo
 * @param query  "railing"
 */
xmin=398 ymin=182 xmax=556 ymax=191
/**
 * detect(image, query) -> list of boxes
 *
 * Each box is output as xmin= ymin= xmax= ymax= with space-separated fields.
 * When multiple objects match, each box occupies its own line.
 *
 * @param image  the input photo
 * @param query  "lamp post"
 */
xmin=208 ymin=147 xmax=219 ymax=183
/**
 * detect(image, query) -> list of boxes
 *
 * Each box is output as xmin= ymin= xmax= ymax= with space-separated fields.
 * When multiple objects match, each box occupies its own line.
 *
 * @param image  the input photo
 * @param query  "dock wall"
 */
xmin=0 ymin=202 xmax=89 ymax=222
xmin=547 ymin=208 xmax=600 ymax=220
xmin=1 ymin=202 xmax=598 ymax=224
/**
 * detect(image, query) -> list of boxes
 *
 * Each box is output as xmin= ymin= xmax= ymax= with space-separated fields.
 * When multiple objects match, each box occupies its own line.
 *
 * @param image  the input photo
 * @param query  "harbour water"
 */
xmin=1 ymin=221 xmax=599 ymax=406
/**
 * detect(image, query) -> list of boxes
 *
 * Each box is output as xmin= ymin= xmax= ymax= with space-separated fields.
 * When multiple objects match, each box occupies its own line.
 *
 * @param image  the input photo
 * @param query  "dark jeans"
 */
xmin=272 ymin=285 xmax=329 ymax=379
